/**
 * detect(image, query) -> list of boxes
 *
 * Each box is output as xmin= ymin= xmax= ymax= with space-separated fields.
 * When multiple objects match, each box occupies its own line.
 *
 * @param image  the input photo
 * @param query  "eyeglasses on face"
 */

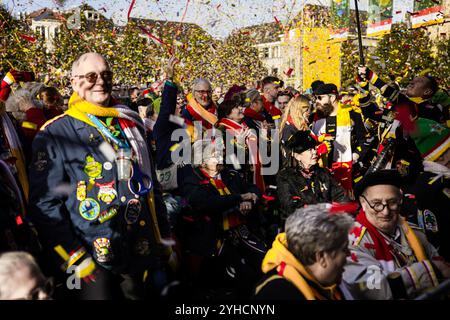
xmin=73 ymin=70 xmax=113 ymax=83
xmin=361 ymin=194 xmax=402 ymax=213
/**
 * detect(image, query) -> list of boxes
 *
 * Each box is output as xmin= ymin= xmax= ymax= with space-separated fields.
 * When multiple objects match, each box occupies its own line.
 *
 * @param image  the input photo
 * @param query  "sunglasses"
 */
xmin=73 ymin=70 xmax=113 ymax=83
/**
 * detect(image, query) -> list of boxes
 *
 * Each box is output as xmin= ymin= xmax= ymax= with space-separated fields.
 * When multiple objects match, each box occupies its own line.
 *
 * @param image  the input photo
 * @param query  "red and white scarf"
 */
xmin=217 ymin=118 xmax=265 ymax=192
xmin=354 ymin=209 xmax=426 ymax=271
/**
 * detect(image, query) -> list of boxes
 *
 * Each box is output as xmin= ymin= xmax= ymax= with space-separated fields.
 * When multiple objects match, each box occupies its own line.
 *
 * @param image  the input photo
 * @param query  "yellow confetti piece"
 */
xmin=169 ymin=143 xmax=180 ymax=151
xmin=354 ymin=176 xmax=363 ymax=183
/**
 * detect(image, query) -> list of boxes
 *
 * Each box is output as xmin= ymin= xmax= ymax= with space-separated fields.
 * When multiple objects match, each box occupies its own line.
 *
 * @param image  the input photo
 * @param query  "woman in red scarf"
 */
xmin=179 ymin=139 xmax=264 ymax=297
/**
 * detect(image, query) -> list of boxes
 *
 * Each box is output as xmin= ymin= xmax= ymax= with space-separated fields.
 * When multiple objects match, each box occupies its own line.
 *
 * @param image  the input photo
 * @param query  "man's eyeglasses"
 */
xmin=73 ymin=71 xmax=113 ymax=83
xmin=361 ymin=195 xmax=402 ymax=212
xmin=194 ymin=90 xmax=212 ymax=95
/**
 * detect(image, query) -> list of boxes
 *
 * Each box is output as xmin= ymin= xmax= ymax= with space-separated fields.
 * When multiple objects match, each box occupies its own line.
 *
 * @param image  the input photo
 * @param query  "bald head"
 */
xmin=71 ymin=52 xmax=109 ymax=78
xmin=70 ymin=52 xmax=113 ymax=106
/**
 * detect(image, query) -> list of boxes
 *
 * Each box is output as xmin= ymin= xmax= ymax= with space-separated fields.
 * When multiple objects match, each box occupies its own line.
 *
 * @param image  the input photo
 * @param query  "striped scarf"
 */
xmin=0 ymin=112 xmax=29 ymax=200
xmin=218 ymin=118 xmax=265 ymax=192
xmin=65 ymin=92 xmax=151 ymax=175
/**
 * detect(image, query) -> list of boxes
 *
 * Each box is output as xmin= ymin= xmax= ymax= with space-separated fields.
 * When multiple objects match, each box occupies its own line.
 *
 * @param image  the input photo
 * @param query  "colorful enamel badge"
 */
xmin=125 ymin=199 xmax=141 ymax=224
xmin=93 ymin=238 xmax=113 ymax=263
xmin=76 ymin=181 xmax=87 ymax=201
xmin=79 ymin=198 xmax=100 ymax=221
xmin=83 ymin=153 xmax=103 ymax=180
xmin=97 ymin=205 xmax=119 ymax=224
xmin=96 ymin=181 xmax=117 ymax=204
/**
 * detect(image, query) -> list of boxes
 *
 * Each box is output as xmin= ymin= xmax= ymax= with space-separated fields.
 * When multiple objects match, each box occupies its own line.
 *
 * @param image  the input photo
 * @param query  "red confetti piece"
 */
xmin=19 ymin=34 xmax=36 ymax=43
xmin=127 ymin=0 xmax=136 ymax=21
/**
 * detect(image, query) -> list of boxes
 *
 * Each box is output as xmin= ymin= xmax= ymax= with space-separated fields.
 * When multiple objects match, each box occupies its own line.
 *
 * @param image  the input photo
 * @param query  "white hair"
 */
xmin=191 ymin=78 xmax=212 ymax=92
xmin=0 ymin=251 xmax=43 ymax=299
xmin=71 ymin=52 xmax=109 ymax=78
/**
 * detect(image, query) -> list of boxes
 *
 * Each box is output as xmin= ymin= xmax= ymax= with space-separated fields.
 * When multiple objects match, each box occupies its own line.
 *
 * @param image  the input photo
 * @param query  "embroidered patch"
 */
xmin=93 ymin=238 xmax=113 ymax=263
xmin=76 ymin=181 xmax=87 ymax=201
xmin=97 ymin=205 xmax=119 ymax=224
xmin=79 ymin=198 xmax=100 ymax=221
xmin=96 ymin=181 xmax=117 ymax=204
xmin=83 ymin=153 xmax=103 ymax=180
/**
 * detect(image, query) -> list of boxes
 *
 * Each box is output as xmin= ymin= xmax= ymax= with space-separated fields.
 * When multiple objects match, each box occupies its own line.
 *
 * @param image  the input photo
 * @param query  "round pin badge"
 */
xmin=79 ymin=198 xmax=101 ymax=221
xmin=125 ymin=199 xmax=142 ymax=224
xmin=103 ymin=162 xmax=113 ymax=171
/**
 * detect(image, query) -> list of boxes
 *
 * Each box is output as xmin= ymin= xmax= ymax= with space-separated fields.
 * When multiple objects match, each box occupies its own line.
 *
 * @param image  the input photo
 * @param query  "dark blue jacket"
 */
xmin=28 ymin=113 xmax=170 ymax=275
xmin=153 ymin=81 xmax=182 ymax=170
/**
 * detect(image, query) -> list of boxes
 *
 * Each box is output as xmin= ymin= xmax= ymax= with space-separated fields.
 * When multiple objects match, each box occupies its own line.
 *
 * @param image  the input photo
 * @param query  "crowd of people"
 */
xmin=0 ymin=51 xmax=449 ymax=300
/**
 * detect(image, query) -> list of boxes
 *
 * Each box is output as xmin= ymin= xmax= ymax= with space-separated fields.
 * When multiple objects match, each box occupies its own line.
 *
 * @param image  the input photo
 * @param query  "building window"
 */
xmin=87 ymin=12 xmax=93 ymax=19
xmin=54 ymin=27 xmax=59 ymax=38
xmin=272 ymin=68 xmax=278 ymax=76
xmin=262 ymin=47 xmax=269 ymax=58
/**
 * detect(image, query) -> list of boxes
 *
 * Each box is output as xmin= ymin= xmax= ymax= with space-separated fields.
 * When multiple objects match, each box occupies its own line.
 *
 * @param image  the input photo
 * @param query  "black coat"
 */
xmin=179 ymin=166 xmax=261 ymax=256
xmin=277 ymin=166 xmax=349 ymax=221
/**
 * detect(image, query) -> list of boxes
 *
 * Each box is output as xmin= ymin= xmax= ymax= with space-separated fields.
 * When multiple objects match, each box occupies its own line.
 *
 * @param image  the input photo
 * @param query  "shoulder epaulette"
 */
xmin=40 ymin=113 xmax=67 ymax=131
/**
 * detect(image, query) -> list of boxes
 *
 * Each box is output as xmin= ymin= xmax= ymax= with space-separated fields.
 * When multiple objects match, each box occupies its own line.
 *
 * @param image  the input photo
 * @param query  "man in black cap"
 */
xmin=276 ymin=130 xmax=349 ymax=223
xmin=341 ymin=169 xmax=450 ymax=299
xmin=311 ymin=83 xmax=368 ymax=192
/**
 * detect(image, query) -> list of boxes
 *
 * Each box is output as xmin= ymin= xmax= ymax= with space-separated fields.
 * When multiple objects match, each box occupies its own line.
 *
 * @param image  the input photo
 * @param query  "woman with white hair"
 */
xmin=179 ymin=138 xmax=264 ymax=296
xmin=0 ymin=251 xmax=52 ymax=300
xmin=254 ymin=204 xmax=353 ymax=300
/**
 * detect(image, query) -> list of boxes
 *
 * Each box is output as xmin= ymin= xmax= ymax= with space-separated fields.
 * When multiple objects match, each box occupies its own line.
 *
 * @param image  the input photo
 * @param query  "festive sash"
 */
xmin=355 ymin=209 xmax=426 ymax=271
xmin=260 ymin=233 xmax=342 ymax=300
xmin=243 ymin=107 xmax=266 ymax=122
xmin=218 ymin=118 xmax=265 ymax=192
xmin=185 ymin=93 xmax=217 ymax=129
xmin=313 ymin=102 xmax=354 ymax=190
xmin=262 ymin=96 xmax=282 ymax=118
xmin=199 ymin=168 xmax=245 ymax=230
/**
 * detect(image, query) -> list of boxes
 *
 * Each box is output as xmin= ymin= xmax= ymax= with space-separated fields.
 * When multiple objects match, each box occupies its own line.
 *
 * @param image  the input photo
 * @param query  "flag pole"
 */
xmin=354 ymin=0 xmax=365 ymax=65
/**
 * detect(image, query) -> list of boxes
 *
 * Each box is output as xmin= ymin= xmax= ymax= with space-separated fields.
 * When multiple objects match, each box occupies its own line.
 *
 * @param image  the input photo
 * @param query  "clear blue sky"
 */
xmin=3 ymin=0 xmax=370 ymax=38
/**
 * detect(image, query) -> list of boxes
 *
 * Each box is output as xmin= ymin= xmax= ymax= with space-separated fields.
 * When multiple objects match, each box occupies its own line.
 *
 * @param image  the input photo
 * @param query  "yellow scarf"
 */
xmin=260 ymin=233 xmax=341 ymax=300
xmin=65 ymin=92 xmax=120 ymax=128
xmin=64 ymin=92 xmax=162 ymax=244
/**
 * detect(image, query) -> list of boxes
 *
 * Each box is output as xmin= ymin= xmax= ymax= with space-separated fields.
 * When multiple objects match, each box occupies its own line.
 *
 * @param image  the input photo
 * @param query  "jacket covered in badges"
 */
xmin=28 ymin=113 xmax=170 ymax=275
xmin=341 ymin=220 xmax=441 ymax=300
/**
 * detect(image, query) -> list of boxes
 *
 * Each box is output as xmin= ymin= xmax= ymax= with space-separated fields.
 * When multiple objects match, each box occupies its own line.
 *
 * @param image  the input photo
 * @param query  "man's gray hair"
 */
xmin=191 ymin=78 xmax=212 ymax=92
xmin=285 ymin=204 xmax=354 ymax=265
xmin=0 ymin=251 xmax=43 ymax=299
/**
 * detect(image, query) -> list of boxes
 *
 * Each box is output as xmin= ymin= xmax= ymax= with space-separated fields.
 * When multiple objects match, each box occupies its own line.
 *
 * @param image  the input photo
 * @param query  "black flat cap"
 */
xmin=286 ymin=130 xmax=318 ymax=154
xmin=354 ymin=169 xmax=403 ymax=198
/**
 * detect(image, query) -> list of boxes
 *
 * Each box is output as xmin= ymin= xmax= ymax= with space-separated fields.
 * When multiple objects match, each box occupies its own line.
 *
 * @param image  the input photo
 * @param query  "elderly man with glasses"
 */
xmin=182 ymin=78 xmax=218 ymax=133
xmin=27 ymin=52 xmax=171 ymax=300
xmin=341 ymin=169 xmax=450 ymax=299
